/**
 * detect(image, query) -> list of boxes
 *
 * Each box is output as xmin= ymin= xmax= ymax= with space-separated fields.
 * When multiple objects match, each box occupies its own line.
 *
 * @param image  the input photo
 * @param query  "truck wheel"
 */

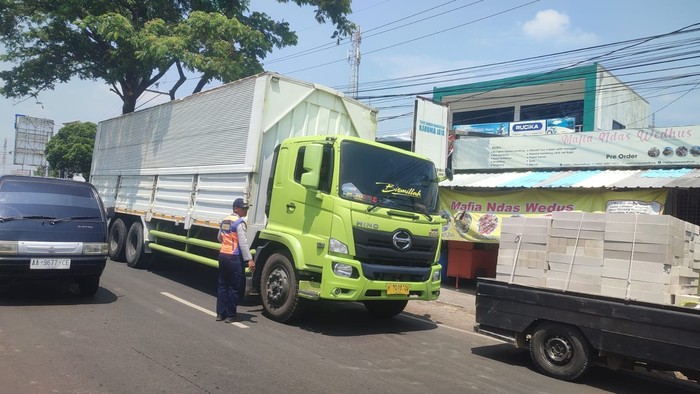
xmin=530 ymin=322 xmax=592 ymax=381
xmin=125 ymin=222 xmax=150 ymax=269
xmin=78 ymin=276 xmax=100 ymax=297
xmin=363 ymin=300 xmax=408 ymax=318
xmin=108 ymin=219 xmax=127 ymax=262
xmin=260 ymin=252 xmax=303 ymax=323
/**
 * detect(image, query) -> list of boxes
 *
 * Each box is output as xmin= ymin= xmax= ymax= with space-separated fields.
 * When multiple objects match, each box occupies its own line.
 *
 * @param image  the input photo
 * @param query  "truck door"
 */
xmin=269 ymin=143 xmax=335 ymax=269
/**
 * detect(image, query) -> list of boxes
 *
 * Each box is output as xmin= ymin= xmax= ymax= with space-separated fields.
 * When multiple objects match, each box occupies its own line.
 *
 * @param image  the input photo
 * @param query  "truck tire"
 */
xmin=108 ymin=219 xmax=127 ymax=262
xmin=530 ymin=322 xmax=593 ymax=381
xmin=78 ymin=276 xmax=100 ymax=297
xmin=363 ymin=300 xmax=408 ymax=318
xmin=260 ymin=252 xmax=303 ymax=323
xmin=125 ymin=222 xmax=150 ymax=269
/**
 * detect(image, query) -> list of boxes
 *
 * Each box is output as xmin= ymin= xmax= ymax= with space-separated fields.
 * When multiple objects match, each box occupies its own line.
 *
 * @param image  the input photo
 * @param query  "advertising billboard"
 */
xmin=413 ymin=97 xmax=449 ymax=176
xmin=453 ymin=126 xmax=700 ymax=170
xmin=14 ymin=114 xmax=54 ymax=167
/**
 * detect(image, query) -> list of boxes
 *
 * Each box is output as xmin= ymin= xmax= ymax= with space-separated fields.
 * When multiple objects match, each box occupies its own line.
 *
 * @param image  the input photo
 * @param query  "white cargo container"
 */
xmin=91 ymin=72 xmax=377 ymax=265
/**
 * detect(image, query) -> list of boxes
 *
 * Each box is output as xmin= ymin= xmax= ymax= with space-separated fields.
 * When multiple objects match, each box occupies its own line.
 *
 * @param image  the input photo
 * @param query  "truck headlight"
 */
xmin=432 ymin=269 xmax=441 ymax=282
xmin=332 ymin=262 xmax=355 ymax=278
xmin=329 ymin=238 xmax=348 ymax=255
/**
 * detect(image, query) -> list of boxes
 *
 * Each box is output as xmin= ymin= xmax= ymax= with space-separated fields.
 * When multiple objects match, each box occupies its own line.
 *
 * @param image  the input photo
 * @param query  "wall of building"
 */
xmin=595 ymin=68 xmax=649 ymax=130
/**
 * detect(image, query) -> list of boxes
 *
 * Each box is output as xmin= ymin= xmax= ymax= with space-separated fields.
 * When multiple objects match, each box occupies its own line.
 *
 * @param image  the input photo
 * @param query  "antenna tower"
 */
xmin=347 ymin=27 xmax=362 ymax=99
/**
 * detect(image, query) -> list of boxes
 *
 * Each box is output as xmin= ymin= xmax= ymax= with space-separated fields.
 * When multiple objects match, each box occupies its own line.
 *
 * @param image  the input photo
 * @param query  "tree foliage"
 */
xmin=45 ymin=121 xmax=96 ymax=179
xmin=0 ymin=0 xmax=354 ymax=114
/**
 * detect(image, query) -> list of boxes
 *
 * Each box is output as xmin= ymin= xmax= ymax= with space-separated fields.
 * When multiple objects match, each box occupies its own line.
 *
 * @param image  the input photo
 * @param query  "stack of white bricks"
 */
xmin=497 ymin=212 xmax=700 ymax=306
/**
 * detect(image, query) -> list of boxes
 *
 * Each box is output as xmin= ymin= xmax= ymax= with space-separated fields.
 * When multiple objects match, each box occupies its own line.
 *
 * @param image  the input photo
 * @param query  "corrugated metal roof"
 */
xmin=440 ymin=168 xmax=700 ymax=189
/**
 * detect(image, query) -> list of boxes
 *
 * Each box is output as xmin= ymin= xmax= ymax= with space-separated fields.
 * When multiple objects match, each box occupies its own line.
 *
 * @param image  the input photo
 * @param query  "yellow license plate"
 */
xmin=387 ymin=283 xmax=410 ymax=295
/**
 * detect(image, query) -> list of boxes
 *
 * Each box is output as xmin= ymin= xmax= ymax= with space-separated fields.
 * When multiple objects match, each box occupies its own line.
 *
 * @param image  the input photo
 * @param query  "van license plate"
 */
xmin=387 ymin=283 xmax=410 ymax=295
xmin=30 ymin=258 xmax=71 ymax=269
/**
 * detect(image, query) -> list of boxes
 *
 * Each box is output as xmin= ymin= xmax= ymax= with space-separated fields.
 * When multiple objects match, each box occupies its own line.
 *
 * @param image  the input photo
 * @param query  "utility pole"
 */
xmin=347 ymin=26 xmax=362 ymax=99
xmin=1 ymin=139 xmax=6 ymax=175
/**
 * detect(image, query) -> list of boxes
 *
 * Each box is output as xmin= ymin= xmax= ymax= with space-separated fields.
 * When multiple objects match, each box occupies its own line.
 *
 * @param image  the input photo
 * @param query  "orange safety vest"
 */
xmin=219 ymin=214 xmax=245 ymax=255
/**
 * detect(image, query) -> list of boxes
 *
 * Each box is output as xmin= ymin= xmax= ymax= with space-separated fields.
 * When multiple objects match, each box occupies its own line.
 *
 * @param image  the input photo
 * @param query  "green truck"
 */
xmin=90 ymin=72 xmax=444 ymax=322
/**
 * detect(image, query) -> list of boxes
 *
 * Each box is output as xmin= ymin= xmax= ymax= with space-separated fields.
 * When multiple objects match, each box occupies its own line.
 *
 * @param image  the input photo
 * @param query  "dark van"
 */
xmin=0 ymin=176 xmax=108 ymax=296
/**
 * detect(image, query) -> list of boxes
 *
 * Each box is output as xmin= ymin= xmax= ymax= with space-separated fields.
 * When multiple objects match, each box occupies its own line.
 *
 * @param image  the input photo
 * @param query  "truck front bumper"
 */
xmin=298 ymin=256 xmax=441 ymax=301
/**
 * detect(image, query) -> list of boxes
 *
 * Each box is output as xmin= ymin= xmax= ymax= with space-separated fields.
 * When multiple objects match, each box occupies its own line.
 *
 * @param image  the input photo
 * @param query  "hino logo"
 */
xmin=392 ymin=230 xmax=412 ymax=251
xmin=356 ymin=221 xmax=379 ymax=230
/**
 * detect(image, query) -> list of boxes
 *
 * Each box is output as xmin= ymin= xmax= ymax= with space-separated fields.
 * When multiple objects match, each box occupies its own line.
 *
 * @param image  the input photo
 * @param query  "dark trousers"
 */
xmin=217 ymin=253 xmax=245 ymax=318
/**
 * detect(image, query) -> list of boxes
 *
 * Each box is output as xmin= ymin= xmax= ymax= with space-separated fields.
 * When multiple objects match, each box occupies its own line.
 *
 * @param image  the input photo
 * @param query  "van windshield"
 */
xmin=338 ymin=140 xmax=439 ymax=213
xmin=0 ymin=179 xmax=102 ymax=220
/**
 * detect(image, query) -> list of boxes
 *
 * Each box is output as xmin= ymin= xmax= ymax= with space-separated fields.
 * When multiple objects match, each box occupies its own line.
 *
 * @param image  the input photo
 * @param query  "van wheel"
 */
xmin=125 ymin=222 xmax=150 ymax=269
xmin=108 ymin=219 xmax=127 ymax=262
xmin=363 ymin=300 xmax=408 ymax=318
xmin=530 ymin=322 xmax=592 ymax=381
xmin=261 ymin=252 xmax=303 ymax=323
xmin=78 ymin=276 xmax=100 ymax=297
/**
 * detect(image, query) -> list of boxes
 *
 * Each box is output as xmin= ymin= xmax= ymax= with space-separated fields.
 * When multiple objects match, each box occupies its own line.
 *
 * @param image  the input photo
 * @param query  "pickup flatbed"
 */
xmin=475 ymin=278 xmax=700 ymax=382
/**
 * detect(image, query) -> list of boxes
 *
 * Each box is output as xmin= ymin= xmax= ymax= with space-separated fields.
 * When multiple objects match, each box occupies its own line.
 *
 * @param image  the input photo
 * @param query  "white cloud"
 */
xmin=522 ymin=9 xmax=598 ymax=46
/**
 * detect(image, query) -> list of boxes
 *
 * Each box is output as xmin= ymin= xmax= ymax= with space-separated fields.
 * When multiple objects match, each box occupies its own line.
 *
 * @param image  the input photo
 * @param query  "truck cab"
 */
xmin=253 ymin=135 xmax=443 ymax=322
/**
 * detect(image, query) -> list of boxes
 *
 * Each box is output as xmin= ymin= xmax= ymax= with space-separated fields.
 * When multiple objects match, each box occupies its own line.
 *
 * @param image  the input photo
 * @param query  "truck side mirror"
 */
xmin=300 ymin=144 xmax=323 ymax=189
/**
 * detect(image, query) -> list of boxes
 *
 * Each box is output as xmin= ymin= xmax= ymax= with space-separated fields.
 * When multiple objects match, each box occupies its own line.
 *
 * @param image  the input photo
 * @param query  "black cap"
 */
xmin=233 ymin=198 xmax=250 ymax=209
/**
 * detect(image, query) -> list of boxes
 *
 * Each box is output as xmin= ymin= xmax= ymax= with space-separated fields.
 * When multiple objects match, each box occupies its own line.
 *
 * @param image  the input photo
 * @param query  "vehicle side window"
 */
xmin=293 ymin=145 xmax=332 ymax=194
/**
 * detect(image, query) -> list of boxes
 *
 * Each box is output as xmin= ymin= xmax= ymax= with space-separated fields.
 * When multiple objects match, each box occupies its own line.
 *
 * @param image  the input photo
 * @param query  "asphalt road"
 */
xmin=0 ymin=258 xmax=698 ymax=394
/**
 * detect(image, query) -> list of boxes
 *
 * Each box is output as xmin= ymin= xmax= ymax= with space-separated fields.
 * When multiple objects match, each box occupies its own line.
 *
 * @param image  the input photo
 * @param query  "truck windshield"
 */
xmin=339 ymin=140 xmax=439 ymax=213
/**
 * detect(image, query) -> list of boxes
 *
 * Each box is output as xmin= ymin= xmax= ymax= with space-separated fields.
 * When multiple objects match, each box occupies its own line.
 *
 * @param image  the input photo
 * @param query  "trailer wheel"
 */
xmin=530 ymin=322 xmax=592 ymax=381
xmin=108 ymin=219 xmax=127 ymax=262
xmin=363 ymin=300 xmax=408 ymax=318
xmin=260 ymin=252 xmax=303 ymax=323
xmin=125 ymin=222 xmax=150 ymax=269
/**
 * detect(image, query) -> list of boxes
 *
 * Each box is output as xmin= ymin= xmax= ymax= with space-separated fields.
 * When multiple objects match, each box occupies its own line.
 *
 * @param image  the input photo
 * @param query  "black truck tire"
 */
xmin=108 ymin=219 xmax=127 ymax=262
xmin=530 ymin=322 xmax=593 ymax=381
xmin=363 ymin=300 xmax=408 ymax=318
xmin=260 ymin=252 xmax=303 ymax=323
xmin=125 ymin=222 xmax=150 ymax=269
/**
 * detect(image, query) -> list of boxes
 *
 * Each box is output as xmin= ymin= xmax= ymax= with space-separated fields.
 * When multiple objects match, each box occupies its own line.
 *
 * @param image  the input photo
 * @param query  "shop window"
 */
xmin=612 ymin=120 xmax=626 ymax=129
xmin=453 ymin=107 xmax=515 ymax=125
xmin=520 ymin=100 xmax=584 ymax=125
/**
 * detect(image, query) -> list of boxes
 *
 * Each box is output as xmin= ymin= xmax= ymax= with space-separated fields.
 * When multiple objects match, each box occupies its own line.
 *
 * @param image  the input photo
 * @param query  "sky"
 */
xmin=2 ymin=0 xmax=700 ymax=173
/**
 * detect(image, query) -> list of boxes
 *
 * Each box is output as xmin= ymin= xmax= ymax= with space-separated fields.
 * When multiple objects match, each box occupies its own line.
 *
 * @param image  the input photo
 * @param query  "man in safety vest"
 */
xmin=216 ymin=198 xmax=255 ymax=323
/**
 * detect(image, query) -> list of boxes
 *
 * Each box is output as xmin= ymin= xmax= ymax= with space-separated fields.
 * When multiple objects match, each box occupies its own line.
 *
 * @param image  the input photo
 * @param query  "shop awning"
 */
xmin=440 ymin=168 xmax=700 ymax=189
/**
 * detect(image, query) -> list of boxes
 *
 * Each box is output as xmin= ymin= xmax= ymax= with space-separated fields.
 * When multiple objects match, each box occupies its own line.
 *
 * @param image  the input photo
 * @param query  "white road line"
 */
xmin=161 ymin=291 xmax=249 ymax=328
xmin=401 ymin=313 xmax=502 ymax=341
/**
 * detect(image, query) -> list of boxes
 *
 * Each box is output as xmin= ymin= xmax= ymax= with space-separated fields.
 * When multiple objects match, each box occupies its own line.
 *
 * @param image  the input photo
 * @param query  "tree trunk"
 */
xmin=122 ymin=93 xmax=137 ymax=114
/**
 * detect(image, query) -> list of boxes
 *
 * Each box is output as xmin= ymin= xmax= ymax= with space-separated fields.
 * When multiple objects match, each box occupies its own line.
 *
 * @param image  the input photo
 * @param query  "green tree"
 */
xmin=0 ymin=1 xmax=353 ymax=114
xmin=45 ymin=121 xmax=96 ymax=179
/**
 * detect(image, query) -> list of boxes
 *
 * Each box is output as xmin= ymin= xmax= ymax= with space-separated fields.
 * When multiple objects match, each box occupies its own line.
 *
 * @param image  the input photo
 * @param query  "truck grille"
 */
xmin=352 ymin=227 xmax=437 ymax=282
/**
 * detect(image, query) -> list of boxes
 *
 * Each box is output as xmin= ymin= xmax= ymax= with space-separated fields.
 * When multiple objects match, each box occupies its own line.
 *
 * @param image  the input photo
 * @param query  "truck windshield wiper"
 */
xmin=0 ymin=215 xmax=56 ymax=223
xmin=49 ymin=216 xmax=100 ymax=224
xmin=411 ymin=203 xmax=433 ymax=222
xmin=367 ymin=196 xmax=392 ymax=212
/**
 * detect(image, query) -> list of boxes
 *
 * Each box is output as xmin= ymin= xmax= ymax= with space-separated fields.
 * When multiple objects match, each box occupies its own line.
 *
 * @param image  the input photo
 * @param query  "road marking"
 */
xmin=401 ymin=313 xmax=502 ymax=341
xmin=161 ymin=292 xmax=249 ymax=328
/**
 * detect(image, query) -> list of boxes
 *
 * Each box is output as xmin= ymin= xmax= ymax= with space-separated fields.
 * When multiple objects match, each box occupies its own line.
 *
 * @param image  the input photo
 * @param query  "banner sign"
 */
xmin=546 ymin=117 xmax=576 ymax=134
xmin=454 ymin=122 xmax=509 ymax=137
xmin=453 ymin=126 xmax=700 ymax=170
xmin=438 ymin=188 xmax=668 ymax=243
xmin=414 ymin=97 xmax=449 ymax=176
xmin=509 ymin=120 xmax=546 ymax=136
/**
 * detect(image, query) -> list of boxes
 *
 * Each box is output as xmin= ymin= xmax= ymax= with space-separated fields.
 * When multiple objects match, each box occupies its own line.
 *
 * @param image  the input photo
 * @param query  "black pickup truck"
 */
xmin=474 ymin=278 xmax=700 ymax=382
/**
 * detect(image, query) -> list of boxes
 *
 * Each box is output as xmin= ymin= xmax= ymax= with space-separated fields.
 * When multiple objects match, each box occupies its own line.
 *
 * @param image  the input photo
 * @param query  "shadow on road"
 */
xmin=134 ymin=256 xmax=444 ymax=336
xmin=471 ymin=343 xmax=700 ymax=394
xmin=0 ymin=279 xmax=119 ymax=306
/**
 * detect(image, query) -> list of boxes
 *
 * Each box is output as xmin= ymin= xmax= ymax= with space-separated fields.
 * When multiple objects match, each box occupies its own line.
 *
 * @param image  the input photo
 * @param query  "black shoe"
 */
xmin=224 ymin=316 xmax=238 ymax=324
xmin=216 ymin=314 xmax=224 ymax=321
